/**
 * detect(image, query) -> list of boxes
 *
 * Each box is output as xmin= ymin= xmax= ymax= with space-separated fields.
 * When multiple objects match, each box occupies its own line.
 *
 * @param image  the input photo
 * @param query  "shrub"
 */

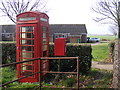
xmin=49 ymin=43 xmax=92 ymax=74
xmin=108 ymin=41 xmax=115 ymax=62
xmin=1 ymin=43 xmax=16 ymax=64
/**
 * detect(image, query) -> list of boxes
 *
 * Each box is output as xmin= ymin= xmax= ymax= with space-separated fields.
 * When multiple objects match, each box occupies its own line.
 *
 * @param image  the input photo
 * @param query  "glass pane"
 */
xmin=21 ymin=33 xmax=34 ymax=38
xmin=43 ymin=45 xmax=47 ymax=51
xmin=22 ymin=52 xmax=34 ymax=58
xmin=42 ymin=63 xmax=46 ymax=69
xmin=43 ymin=27 xmax=47 ymax=32
xmin=22 ymin=40 xmax=34 ymax=45
xmin=21 ymin=27 xmax=34 ymax=32
xmin=22 ymin=40 xmax=26 ymax=44
xmin=21 ymin=27 xmax=26 ymax=32
xmin=43 ymin=39 xmax=47 ymax=44
xmin=22 ymin=65 xmax=33 ymax=70
xmin=27 ymin=33 xmax=34 ymax=38
xmin=22 ymin=58 xmax=32 ymax=64
xmin=43 ymin=33 xmax=46 ymax=38
xmin=43 ymin=51 xmax=46 ymax=57
xmin=21 ymin=33 xmax=25 ymax=38
xmin=22 ymin=46 xmax=34 ymax=51
xmin=21 ymin=71 xmax=32 ymax=76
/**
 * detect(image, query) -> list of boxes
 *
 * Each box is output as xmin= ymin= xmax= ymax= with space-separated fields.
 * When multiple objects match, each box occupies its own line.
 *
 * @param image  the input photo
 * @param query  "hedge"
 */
xmin=1 ymin=43 xmax=92 ymax=74
xmin=2 ymin=43 xmax=16 ymax=64
xmin=108 ymin=41 xmax=115 ymax=62
xmin=49 ymin=43 xmax=92 ymax=74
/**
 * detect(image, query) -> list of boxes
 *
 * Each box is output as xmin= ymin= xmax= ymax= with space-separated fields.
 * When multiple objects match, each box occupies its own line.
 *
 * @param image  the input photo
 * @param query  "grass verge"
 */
xmin=92 ymin=43 xmax=109 ymax=62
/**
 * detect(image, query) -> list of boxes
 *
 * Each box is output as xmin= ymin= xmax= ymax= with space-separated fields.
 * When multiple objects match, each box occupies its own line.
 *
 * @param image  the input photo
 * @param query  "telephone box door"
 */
xmin=16 ymin=24 xmax=39 ymax=82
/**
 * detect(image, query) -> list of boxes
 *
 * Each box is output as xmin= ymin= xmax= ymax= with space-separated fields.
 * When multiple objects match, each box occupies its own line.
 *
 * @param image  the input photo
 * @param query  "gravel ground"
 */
xmin=92 ymin=61 xmax=113 ymax=70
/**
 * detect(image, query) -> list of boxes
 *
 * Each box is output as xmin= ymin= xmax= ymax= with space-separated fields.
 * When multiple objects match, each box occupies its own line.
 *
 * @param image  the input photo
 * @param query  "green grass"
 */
xmin=88 ymin=35 xmax=116 ymax=41
xmin=2 ymin=67 xmax=16 ymax=84
xmin=0 ymin=41 xmax=16 ymax=43
xmin=92 ymin=43 xmax=109 ymax=62
xmin=2 ymin=67 xmax=113 ymax=89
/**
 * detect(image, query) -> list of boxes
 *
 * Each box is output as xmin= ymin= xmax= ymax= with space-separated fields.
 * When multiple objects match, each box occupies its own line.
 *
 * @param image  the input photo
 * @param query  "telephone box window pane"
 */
xmin=43 ymin=33 xmax=46 ymax=38
xmin=22 ymin=33 xmax=26 ymax=38
xmin=22 ymin=40 xmax=34 ymax=45
xmin=22 ymin=65 xmax=33 ymax=70
xmin=22 ymin=33 xmax=34 ymax=38
xmin=21 ymin=27 xmax=34 ymax=32
xmin=21 ymin=71 xmax=33 ymax=77
xmin=26 ymin=27 xmax=34 ymax=32
xmin=27 ymin=33 xmax=34 ymax=38
xmin=22 ymin=40 xmax=26 ymax=44
xmin=22 ymin=46 xmax=34 ymax=51
xmin=43 ymin=39 xmax=47 ymax=44
xmin=21 ymin=27 xmax=26 ymax=32
xmin=27 ymin=40 xmax=34 ymax=45
xmin=22 ymin=52 xmax=34 ymax=58
xmin=43 ymin=27 xmax=47 ymax=32
xmin=22 ymin=59 xmax=32 ymax=64
xmin=43 ymin=51 xmax=46 ymax=57
xmin=42 ymin=63 xmax=46 ymax=69
xmin=43 ymin=45 xmax=47 ymax=51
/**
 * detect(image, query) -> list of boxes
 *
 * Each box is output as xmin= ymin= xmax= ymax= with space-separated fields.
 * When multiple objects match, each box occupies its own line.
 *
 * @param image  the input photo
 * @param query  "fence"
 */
xmin=0 ymin=57 xmax=79 ymax=89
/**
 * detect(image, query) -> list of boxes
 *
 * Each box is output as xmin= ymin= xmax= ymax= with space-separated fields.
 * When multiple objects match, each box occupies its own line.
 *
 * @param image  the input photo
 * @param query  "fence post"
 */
xmin=112 ymin=39 xmax=120 ymax=88
xmin=77 ymin=57 xmax=79 ymax=90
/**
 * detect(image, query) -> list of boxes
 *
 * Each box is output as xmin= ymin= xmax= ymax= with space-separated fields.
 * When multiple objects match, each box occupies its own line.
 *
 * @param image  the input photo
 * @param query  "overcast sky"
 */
xmin=0 ymin=0 xmax=112 ymax=35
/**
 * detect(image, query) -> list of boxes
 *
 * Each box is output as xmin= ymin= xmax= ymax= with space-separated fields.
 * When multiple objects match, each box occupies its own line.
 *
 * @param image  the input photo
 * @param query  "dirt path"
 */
xmin=91 ymin=42 xmax=101 ymax=46
xmin=92 ymin=61 xmax=113 ymax=70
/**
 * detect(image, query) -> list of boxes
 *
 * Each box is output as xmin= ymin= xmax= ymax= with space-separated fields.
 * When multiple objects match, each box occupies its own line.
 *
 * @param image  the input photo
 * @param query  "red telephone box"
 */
xmin=16 ymin=11 xmax=49 ymax=82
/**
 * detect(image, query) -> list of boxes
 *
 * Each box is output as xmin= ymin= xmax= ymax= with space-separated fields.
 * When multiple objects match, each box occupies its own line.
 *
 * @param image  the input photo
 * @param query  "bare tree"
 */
xmin=92 ymin=0 xmax=120 ymax=38
xmin=109 ymin=25 xmax=118 ymax=38
xmin=0 ymin=0 xmax=48 ymax=23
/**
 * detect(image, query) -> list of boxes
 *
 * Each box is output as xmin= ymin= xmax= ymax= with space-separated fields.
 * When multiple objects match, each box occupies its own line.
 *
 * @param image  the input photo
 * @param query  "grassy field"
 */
xmin=92 ymin=43 xmax=110 ymax=62
xmin=88 ymin=35 xmax=116 ymax=62
xmin=88 ymin=35 xmax=116 ymax=41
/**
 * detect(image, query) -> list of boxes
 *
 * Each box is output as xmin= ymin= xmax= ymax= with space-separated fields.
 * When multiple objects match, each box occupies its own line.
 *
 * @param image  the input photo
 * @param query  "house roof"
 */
xmin=50 ymin=24 xmax=87 ymax=35
xmin=0 ymin=24 xmax=87 ymax=35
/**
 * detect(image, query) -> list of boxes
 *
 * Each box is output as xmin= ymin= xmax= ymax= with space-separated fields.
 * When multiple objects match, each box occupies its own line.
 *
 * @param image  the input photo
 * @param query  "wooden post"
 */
xmin=77 ymin=57 xmax=79 ymax=90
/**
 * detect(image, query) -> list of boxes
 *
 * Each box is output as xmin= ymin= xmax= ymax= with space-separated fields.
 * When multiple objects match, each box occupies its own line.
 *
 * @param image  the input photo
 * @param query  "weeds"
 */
xmin=2 ymin=67 xmax=16 ymax=84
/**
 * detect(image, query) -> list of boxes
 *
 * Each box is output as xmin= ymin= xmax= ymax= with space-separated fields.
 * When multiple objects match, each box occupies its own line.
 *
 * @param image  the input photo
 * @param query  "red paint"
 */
xmin=16 ymin=11 xmax=49 ymax=82
xmin=54 ymin=38 xmax=66 ymax=56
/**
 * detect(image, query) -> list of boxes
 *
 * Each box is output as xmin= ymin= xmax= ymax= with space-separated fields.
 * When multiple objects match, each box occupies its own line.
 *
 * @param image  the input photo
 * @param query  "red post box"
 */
xmin=54 ymin=38 xmax=66 ymax=56
xmin=16 ymin=11 xmax=49 ymax=82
